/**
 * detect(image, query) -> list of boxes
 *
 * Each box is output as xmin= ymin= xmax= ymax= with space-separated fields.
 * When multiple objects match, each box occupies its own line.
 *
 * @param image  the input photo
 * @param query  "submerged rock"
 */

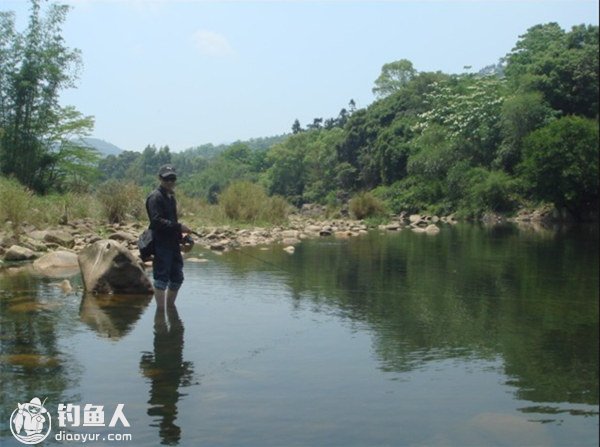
xmin=425 ymin=224 xmax=441 ymax=235
xmin=56 ymin=279 xmax=73 ymax=293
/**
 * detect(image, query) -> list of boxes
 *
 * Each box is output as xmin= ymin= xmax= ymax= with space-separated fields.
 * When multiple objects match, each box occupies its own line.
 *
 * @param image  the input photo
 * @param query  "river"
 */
xmin=0 ymin=223 xmax=598 ymax=446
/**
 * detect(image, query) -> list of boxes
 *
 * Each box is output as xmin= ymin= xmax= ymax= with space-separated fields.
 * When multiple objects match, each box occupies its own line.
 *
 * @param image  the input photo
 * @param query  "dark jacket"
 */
xmin=145 ymin=186 xmax=182 ymax=246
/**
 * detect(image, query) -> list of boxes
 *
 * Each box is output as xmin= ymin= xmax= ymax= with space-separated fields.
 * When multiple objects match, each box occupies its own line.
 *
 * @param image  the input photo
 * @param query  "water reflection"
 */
xmin=140 ymin=304 xmax=195 ymax=445
xmin=1 ymin=223 xmax=598 ymax=445
xmin=0 ymin=266 xmax=82 ymax=439
xmin=79 ymin=293 xmax=152 ymax=340
xmin=219 ymin=223 xmax=599 ymax=418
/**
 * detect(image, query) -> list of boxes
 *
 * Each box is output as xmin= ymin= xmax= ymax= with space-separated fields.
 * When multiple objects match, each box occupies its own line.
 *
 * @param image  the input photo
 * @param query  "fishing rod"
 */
xmin=229 ymin=246 xmax=293 ymax=274
xmin=185 ymin=229 xmax=293 ymax=274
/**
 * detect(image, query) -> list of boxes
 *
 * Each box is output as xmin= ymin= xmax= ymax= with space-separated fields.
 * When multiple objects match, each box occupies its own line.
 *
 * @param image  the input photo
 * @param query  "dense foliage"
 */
xmin=0 ymin=0 xmax=96 ymax=193
xmin=1 ymin=2 xmax=598 ymax=223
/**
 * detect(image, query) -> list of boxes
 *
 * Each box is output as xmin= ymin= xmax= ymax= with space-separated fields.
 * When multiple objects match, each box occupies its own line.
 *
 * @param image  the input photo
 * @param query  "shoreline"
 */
xmin=0 ymin=206 xmax=583 ymax=266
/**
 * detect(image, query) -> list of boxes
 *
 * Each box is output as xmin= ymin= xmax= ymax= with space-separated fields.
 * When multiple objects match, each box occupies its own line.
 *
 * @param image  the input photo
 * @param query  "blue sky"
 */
xmin=2 ymin=0 xmax=598 ymax=152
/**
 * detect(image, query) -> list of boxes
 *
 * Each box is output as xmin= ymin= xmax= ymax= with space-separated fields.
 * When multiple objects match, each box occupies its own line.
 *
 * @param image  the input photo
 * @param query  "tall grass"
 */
xmin=1 ymin=176 xmax=288 ymax=237
xmin=28 ymin=193 xmax=103 ymax=226
xmin=96 ymin=180 xmax=145 ymax=224
xmin=0 ymin=177 xmax=33 ymax=238
xmin=219 ymin=181 xmax=289 ymax=224
xmin=349 ymin=191 xmax=387 ymax=220
xmin=177 ymin=194 xmax=228 ymax=226
xmin=1 ymin=177 xmax=112 ymax=235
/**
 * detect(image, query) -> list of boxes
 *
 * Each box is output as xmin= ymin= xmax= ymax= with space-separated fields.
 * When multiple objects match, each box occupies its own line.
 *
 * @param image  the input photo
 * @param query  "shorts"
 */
xmin=152 ymin=242 xmax=184 ymax=291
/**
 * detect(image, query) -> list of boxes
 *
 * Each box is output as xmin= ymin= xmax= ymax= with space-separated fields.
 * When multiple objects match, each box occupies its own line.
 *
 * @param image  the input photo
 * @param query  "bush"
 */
xmin=219 ymin=181 xmax=289 ymax=224
xmin=466 ymin=169 xmax=517 ymax=215
xmin=375 ymin=178 xmax=446 ymax=215
xmin=176 ymin=194 xmax=230 ymax=226
xmin=349 ymin=191 xmax=387 ymax=219
xmin=263 ymin=195 xmax=289 ymax=224
xmin=0 ymin=177 xmax=33 ymax=237
xmin=62 ymin=192 xmax=103 ymax=221
xmin=96 ymin=180 xmax=144 ymax=224
xmin=220 ymin=181 xmax=264 ymax=222
xmin=520 ymin=116 xmax=599 ymax=220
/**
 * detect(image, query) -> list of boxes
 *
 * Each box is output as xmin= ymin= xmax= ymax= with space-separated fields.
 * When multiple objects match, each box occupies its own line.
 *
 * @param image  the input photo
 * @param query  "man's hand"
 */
xmin=181 ymin=224 xmax=192 ymax=234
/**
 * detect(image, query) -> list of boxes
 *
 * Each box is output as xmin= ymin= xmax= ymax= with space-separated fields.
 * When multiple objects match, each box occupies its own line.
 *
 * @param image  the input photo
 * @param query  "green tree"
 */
xmin=180 ymin=153 xmax=250 ymax=202
xmin=266 ymin=133 xmax=309 ymax=205
xmin=302 ymin=128 xmax=345 ymax=203
xmin=98 ymin=150 xmax=142 ymax=181
xmin=495 ymin=92 xmax=554 ymax=172
xmin=170 ymin=147 xmax=209 ymax=179
xmin=337 ymin=71 xmax=446 ymax=192
xmin=307 ymin=117 xmax=323 ymax=130
xmin=264 ymin=128 xmax=344 ymax=205
xmin=520 ymin=116 xmax=599 ymax=220
xmin=407 ymin=125 xmax=455 ymax=179
xmin=222 ymin=142 xmax=252 ymax=164
xmin=50 ymin=141 xmax=101 ymax=192
xmin=505 ymin=23 xmax=599 ymax=118
xmin=0 ymin=0 xmax=95 ymax=192
xmin=450 ymin=167 xmax=517 ymax=216
xmin=417 ymin=75 xmax=506 ymax=167
xmin=291 ymin=119 xmax=303 ymax=134
xmin=372 ymin=59 xmax=417 ymax=98
xmin=126 ymin=144 xmax=171 ymax=186
xmin=375 ymin=116 xmax=414 ymax=185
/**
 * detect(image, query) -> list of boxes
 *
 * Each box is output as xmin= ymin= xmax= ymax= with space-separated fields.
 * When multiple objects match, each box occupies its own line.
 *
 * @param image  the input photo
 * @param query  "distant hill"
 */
xmin=75 ymin=137 xmax=123 ymax=157
xmin=181 ymin=134 xmax=289 ymax=159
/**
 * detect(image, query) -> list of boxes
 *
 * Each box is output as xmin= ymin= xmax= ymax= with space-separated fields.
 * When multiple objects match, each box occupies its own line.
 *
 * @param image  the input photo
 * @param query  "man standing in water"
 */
xmin=146 ymin=164 xmax=192 ymax=307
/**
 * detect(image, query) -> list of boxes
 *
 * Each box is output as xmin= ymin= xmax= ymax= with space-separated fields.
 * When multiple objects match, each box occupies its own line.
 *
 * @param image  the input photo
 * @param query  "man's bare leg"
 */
xmin=166 ymin=289 xmax=178 ymax=307
xmin=155 ymin=288 xmax=166 ymax=308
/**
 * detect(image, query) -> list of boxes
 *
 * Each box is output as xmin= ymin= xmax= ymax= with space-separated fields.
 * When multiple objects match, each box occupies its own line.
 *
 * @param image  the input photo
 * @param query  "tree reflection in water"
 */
xmin=0 ymin=267 xmax=81 ymax=438
xmin=140 ymin=305 xmax=195 ymax=445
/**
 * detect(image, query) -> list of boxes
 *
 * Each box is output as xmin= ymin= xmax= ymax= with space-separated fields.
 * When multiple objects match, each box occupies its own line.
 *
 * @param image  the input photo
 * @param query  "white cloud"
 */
xmin=192 ymin=30 xmax=235 ymax=57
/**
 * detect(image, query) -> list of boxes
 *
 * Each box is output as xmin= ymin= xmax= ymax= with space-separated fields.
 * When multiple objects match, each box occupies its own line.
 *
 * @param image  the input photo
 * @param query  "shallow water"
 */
xmin=1 ymin=223 xmax=598 ymax=446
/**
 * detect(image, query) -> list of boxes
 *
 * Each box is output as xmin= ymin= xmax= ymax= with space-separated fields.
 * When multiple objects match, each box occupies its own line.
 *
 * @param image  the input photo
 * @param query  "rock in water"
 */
xmin=425 ymin=224 xmax=441 ymax=235
xmin=34 ymin=250 xmax=78 ymax=269
xmin=59 ymin=279 xmax=73 ymax=293
xmin=77 ymin=240 xmax=153 ymax=294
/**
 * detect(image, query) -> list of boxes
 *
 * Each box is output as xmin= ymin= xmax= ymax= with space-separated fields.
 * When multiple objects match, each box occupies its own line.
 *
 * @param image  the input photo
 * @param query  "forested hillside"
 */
xmin=94 ymin=23 xmax=598 ymax=220
xmin=1 ymin=2 xmax=598 ymax=222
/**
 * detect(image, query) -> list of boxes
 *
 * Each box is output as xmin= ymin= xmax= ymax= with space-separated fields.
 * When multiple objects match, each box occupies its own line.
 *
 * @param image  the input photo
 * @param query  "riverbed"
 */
xmin=1 ymin=223 xmax=598 ymax=446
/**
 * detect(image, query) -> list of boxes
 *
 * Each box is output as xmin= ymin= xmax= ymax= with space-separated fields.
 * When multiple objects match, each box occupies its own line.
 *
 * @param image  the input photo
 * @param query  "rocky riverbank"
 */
xmin=0 ymin=211 xmax=459 ymax=264
xmin=0 ymin=203 xmax=566 ymax=266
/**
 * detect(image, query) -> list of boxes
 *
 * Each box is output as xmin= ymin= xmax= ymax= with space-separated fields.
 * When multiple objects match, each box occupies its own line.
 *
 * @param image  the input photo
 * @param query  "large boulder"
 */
xmin=77 ymin=240 xmax=153 ymax=294
xmin=33 ymin=250 xmax=80 ymax=278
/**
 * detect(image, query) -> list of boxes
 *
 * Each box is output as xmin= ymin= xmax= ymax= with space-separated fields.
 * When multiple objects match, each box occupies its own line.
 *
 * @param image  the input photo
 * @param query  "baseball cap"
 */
xmin=158 ymin=164 xmax=177 ymax=179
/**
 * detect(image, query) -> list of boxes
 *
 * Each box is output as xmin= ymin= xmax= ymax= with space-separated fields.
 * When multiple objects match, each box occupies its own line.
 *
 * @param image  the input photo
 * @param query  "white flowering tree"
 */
xmin=416 ymin=75 xmax=506 ymax=167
